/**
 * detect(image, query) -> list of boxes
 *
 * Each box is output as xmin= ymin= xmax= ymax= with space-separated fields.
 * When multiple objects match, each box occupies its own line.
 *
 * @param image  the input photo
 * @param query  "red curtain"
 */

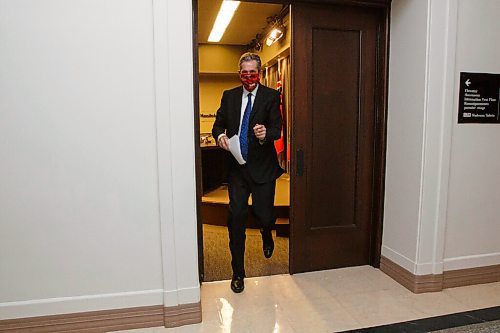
xmin=263 ymin=57 xmax=290 ymax=171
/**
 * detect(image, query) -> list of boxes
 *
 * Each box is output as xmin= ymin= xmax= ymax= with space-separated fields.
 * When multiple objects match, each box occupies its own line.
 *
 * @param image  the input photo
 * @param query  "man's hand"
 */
xmin=218 ymin=135 xmax=230 ymax=151
xmin=253 ymin=124 xmax=266 ymax=141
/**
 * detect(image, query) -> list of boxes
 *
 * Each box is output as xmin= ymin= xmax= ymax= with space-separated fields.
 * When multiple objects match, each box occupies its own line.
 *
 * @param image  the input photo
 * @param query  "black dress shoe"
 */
xmin=261 ymin=228 xmax=274 ymax=259
xmin=230 ymin=276 xmax=244 ymax=293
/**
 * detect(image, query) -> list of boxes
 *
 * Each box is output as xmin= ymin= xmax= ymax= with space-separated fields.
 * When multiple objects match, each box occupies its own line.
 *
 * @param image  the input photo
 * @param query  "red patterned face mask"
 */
xmin=240 ymin=72 xmax=260 ymax=92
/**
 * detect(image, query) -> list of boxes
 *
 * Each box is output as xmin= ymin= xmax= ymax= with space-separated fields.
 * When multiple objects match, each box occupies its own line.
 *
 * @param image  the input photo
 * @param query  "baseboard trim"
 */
xmin=380 ymin=256 xmax=443 ymax=293
xmin=0 ymin=302 xmax=202 ymax=332
xmin=381 ymin=256 xmax=500 ymax=293
xmin=164 ymin=302 xmax=202 ymax=328
xmin=443 ymin=264 xmax=500 ymax=289
xmin=0 ymin=305 xmax=164 ymax=333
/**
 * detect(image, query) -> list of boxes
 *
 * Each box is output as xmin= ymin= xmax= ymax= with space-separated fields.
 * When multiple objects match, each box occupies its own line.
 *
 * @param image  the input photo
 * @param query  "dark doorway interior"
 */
xmin=194 ymin=0 xmax=291 ymax=282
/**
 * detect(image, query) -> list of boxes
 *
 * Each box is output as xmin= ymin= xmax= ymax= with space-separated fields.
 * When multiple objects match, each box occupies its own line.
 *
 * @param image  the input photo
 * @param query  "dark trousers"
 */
xmin=227 ymin=166 xmax=276 ymax=278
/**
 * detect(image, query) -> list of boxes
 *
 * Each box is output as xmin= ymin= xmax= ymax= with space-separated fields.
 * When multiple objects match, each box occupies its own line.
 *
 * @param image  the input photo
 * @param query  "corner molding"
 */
xmin=0 ymin=303 xmax=202 ymax=332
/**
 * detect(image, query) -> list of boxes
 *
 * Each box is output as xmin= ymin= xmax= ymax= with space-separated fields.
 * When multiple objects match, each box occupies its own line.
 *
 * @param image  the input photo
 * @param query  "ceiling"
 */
xmin=198 ymin=0 xmax=284 ymax=45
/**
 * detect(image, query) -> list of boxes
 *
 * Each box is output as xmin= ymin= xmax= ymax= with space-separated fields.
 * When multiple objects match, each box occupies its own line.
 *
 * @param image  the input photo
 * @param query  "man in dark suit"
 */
xmin=212 ymin=52 xmax=283 ymax=293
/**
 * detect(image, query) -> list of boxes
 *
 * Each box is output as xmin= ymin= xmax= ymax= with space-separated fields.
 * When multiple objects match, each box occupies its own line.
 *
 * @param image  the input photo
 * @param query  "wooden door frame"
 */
xmin=192 ymin=0 xmax=390 ymax=281
xmin=192 ymin=0 xmax=203 ymax=282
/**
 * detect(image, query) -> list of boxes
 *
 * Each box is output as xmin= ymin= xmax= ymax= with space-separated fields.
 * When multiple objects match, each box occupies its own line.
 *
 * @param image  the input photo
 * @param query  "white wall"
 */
xmin=444 ymin=0 xmax=500 ymax=270
xmin=2 ymin=0 xmax=498 ymax=323
xmin=382 ymin=0 xmax=429 ymax=273
xmin=384 ymin=0 xmax=500 ymax=275
xmin=0 ymin=0 xmax=199 ymax=320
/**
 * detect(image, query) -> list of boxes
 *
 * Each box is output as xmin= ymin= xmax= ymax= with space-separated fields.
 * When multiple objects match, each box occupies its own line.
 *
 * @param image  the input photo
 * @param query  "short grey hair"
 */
xmin=238 ymin=52 xmax=262 ymax=71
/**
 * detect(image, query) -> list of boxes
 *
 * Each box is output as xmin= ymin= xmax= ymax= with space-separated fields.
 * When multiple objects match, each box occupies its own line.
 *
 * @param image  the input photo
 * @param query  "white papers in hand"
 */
xmin=228 ymin=135 xmax=246 ymax=165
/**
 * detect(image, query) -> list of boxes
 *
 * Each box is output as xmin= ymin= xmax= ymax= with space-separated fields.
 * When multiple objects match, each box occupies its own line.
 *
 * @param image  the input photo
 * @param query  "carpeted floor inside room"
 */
xmin=202 ymin=224 xmax=289 ymax=282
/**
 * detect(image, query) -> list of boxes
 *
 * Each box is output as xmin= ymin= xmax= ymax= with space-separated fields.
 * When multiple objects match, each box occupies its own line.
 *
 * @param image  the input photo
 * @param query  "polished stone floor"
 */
xmin=116 ymin=266 xmax=500 ymax=333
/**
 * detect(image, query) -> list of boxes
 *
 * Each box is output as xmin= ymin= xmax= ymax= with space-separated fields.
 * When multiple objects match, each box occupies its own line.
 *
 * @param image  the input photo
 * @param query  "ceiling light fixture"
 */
xmin=265 ymin=26 xmax=284 ymax=46
xmin=208 ymin=0 xmax=240 ymax=43
xmin=264 ymin=15 xmax=285 ymax=47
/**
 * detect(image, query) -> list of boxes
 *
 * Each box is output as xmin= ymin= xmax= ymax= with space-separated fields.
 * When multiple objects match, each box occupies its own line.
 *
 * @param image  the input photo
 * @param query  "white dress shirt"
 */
xmin=218 ymin=84 xmax=259 ymax=142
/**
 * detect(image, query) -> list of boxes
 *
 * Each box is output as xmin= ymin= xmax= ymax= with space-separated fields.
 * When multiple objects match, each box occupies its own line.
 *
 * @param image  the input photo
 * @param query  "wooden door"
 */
xmin=290 ymin=3 xmax=388 ymax=273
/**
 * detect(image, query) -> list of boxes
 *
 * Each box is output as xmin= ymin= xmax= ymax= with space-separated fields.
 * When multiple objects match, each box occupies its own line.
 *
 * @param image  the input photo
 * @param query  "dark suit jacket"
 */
xmin=212 ymin=84 xmax=283 ymax=184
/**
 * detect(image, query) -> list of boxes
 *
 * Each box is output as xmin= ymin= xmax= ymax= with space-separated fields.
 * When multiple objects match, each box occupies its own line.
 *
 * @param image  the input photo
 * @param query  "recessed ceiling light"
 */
xmin=208 ymin=1 xmax=240 ymax=43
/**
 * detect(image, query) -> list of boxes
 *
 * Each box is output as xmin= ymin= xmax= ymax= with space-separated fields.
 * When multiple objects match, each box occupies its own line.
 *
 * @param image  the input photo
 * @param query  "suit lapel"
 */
xmin=232 ymin=87 xmax=243 ymax=133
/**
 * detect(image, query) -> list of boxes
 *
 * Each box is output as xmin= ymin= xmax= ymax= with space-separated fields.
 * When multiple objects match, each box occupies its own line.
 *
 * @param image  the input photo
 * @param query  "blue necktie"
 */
xmin=240 ymin=93 xmax=252 ymax=161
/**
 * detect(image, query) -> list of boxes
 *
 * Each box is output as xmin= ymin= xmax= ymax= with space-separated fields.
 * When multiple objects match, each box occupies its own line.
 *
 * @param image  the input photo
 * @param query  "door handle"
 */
xmin=296 ymin=149 xmax=304 ymax=176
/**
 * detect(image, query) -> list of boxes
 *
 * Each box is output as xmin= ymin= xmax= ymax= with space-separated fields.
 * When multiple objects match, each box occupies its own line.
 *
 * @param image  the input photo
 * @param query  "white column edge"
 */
xmin=432 ymin=0 xmax=458 ymax=275
xmin=152 ymin=0 xmax=179 ymax=306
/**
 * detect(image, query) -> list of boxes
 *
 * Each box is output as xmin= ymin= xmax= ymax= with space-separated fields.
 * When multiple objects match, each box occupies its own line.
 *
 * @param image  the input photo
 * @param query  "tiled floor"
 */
xmin=116 ymin=266 xmax=500 ymax=333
